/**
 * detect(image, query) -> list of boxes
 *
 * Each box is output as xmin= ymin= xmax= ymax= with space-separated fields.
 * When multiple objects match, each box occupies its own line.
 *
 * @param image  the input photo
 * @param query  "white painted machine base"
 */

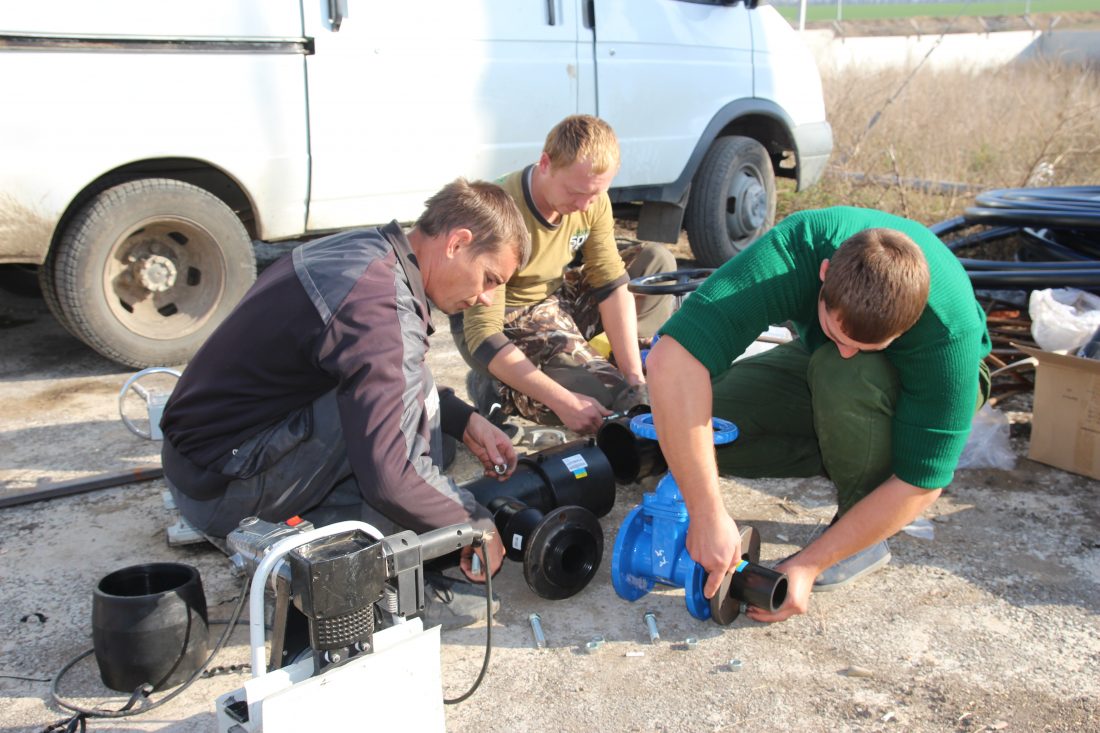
xmin=215 ymin=619 xmax=444 ymax=733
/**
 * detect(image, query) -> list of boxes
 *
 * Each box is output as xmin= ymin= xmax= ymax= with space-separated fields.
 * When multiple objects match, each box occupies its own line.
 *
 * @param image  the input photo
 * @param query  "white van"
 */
xmin=0 ymin=0 xmax=831 ymax=367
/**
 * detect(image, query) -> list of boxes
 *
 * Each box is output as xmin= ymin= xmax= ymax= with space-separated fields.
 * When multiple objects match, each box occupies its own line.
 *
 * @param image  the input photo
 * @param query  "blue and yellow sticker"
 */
xmin=561 ymin=453 xmax=588 ymax=479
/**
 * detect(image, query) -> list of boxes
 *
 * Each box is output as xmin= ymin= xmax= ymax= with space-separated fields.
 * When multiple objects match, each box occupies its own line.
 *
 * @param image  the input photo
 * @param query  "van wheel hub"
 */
xmin=133 ymin=254 xmax=178 ymax=293
xmin=727 ymin=174 xmax=767 ymax=237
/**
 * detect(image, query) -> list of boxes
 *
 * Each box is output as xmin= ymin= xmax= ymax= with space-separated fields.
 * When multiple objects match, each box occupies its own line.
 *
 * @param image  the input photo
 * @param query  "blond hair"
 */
xmin=543 ymin=115 xmax=620 ymax=175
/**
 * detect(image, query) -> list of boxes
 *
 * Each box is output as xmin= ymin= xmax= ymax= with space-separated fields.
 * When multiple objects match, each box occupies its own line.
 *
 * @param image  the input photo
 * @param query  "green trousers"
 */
xmin=712 ymin=340 xmax=988 ymax=515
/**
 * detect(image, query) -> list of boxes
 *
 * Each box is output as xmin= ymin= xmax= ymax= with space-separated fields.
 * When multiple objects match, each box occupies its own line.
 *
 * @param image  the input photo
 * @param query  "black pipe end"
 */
xmin=596 ymin=417 xmax=666 ymax=484
xmin=523 ymin=506 xmax=604 ymax=600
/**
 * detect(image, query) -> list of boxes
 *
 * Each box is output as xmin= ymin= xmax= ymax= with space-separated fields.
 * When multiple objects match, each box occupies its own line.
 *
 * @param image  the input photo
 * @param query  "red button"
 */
xmin=285 ymin=516 xmax=304 ymax=527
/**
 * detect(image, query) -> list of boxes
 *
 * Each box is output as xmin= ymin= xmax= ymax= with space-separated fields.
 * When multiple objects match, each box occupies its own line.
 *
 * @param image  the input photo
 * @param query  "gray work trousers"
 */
xmin=164 ymin=390 xmax=413 ymax=538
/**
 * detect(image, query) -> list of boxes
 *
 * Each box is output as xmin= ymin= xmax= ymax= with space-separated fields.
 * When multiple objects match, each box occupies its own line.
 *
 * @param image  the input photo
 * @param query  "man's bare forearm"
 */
xmin=487 ymin=343 xmax=573 ymax=412
xmin=599 ymin=285 xmax=645 ymax=385
xmin=792 ymin=476 xmax=942 ymax=575
xmin=647 ymin=336 xmax=724 ymax=518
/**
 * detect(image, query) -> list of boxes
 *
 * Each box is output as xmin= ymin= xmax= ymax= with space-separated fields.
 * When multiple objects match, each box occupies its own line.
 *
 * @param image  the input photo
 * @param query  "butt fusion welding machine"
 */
xmin=215 ymin=516 xmax=481 ymax=733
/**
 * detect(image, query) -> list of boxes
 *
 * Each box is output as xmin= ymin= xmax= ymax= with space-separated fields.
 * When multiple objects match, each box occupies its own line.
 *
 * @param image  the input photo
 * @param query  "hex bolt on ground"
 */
xmin=528 ymin=613 xmax=547 ymax=649
xmin=726 ymin=659 xmax=743 ymax=672
xmin=643 ymin=611 xmax=660 ymax=644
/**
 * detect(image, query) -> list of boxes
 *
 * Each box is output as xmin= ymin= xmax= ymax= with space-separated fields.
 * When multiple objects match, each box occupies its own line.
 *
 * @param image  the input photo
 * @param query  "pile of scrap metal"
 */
xmin=931 ymin=186 xmax=1100 ymax=404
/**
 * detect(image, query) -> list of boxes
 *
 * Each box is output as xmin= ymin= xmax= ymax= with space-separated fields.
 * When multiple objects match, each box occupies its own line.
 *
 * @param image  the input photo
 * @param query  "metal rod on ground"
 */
xmin=0 ymin=466 xmax=164 ymax=509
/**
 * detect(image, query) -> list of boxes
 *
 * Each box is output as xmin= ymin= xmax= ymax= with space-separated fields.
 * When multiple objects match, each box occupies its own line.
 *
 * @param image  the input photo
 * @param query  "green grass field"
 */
xmin=774 ymin=0 xmax=1096 ymax=23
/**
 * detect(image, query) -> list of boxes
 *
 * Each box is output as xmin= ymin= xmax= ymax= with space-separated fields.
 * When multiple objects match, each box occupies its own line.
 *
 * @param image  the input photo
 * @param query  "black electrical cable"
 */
xmin=43 ymin=574 xmax=251 ymax=730
xmin=444 ymin=540 xmax=493 ymax=705
xmin=0 ymin=673 xmax=52 ymax=682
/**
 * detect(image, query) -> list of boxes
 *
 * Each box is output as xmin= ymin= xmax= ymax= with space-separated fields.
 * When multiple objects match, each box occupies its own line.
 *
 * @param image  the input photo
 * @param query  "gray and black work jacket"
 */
xmin=161 ymin=221 xmax=491 ymax=534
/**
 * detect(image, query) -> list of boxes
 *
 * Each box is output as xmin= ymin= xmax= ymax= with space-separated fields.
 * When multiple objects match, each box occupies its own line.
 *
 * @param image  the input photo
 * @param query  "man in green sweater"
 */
xmin=646 ymin=207 xmax=990 ymax=623
xmin=453 ymin=115 xmax=675 ymax=434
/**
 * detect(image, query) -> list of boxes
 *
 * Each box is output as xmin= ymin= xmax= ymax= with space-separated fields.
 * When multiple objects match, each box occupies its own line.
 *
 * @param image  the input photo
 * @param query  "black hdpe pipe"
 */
xmin=965 ymin=187 xmax=1100 ymax=230
xmin=967 ymin=269 xmax=1100 ymax=288
xmin=709 ymin=527 xmax=788 ymax=625
xmin=462 ymin=440 xmax=615 ymax=599
xmin=932 ymin=187 xmax=1100 ymax=292
xmin=597 ymin=414 xmax=667 ymax=484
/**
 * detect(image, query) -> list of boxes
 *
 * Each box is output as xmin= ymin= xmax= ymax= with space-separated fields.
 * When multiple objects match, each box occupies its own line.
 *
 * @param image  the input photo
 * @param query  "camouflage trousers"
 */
xmin=467 ymin=242 xmax=675 ymax=426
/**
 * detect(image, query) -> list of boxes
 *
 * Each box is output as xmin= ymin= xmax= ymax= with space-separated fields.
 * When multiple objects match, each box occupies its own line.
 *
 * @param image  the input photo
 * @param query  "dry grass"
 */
xmin=779 ymin=60 xmax=1100 ymax=225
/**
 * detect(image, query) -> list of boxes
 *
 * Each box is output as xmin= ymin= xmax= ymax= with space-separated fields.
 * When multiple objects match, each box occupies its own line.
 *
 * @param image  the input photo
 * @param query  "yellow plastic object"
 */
xmin=589 ymin=332 xmax=612 ymax=358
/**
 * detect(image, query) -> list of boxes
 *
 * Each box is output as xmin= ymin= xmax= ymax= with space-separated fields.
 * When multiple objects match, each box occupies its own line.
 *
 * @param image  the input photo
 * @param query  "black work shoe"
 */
xmin=466 ymin=369 xmax=500 ymax=416
xmin=422 ymin=572 xmax=501 ymax=631
xmin=466 ymin=370 xmax=523 ymax=443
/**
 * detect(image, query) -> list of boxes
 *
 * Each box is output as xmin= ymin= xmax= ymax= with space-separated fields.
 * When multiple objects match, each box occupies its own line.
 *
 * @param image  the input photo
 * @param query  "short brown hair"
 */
xmin=416 ymin=178 xmax=531 ymax=270
xmin=543 ymin=115 xmax=620 ymax=175
xmin=820 ymin=228 xmax=930 ymax=343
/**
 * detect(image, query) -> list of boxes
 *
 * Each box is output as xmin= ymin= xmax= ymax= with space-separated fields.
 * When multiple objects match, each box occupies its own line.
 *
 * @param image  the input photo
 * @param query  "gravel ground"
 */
xmin=0 ymin=276 xmax=1098 ymax=733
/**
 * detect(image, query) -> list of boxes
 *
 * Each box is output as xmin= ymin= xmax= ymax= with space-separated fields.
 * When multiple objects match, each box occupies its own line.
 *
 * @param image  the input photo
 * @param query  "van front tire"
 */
xmin=685 ymin=136 xmax=776 ymax=267
xmin=48 ymin=179 xmax=256 ymax=368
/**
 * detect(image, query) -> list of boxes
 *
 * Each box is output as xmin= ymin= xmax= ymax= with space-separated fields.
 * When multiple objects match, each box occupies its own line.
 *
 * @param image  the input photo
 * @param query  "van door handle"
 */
xmin=328 ymin=0 xmax=348 ymax=31
xmin=546 ymin=0 xmax=557 ymax=26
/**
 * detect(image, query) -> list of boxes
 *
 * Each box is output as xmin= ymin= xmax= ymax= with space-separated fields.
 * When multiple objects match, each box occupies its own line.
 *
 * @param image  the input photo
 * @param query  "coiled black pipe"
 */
xmin=932 ymin=186 xmax=1100 ymax=291
xmin=964 ymin=188 xmax=1100 ymax=229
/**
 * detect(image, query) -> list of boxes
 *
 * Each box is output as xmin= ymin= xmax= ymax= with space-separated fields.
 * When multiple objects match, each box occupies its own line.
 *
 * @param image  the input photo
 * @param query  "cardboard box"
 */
xmin=1015 ymin=344 xmax=1100 ymax=480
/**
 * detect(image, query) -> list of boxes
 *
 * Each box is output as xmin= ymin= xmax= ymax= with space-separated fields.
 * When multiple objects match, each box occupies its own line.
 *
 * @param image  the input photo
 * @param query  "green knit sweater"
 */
xmin=660 ymin=206 xmax=991 ymax=489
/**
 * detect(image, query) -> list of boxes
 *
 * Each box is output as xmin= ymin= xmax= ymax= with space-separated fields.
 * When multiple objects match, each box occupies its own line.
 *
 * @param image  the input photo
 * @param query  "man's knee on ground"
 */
xmin=545 ymin=354 xmax=618 ymax=407
xmin=627 ymin=243 xmax=677 ymax=278
xmin=629 ymin=244 xmax=678 ymax=337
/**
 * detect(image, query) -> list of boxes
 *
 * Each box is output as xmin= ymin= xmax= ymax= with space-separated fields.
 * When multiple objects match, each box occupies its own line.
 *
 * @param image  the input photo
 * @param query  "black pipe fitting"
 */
xmin=463 ymin=439 xmax=615 ymax=518
xmin=487 ymin=497 xmax=603 ymax=600
xmin=462 ymin=439 xmax=616 ymax=599
xmin=597 ymin=414 xmax=667 ymax=484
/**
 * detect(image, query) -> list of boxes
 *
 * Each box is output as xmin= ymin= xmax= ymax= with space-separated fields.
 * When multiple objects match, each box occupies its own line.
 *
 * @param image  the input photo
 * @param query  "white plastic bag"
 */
xmin=956 ymin=403 xmax=1016 ymax=471
xmin=1029 ymin=287 xmax=1100 ymax=353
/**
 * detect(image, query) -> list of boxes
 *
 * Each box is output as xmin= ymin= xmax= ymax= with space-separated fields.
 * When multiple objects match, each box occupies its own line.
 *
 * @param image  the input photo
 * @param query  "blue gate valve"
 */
xmin=610 ymin=413 xmax=788 ymax=623
xmin=610 ymin=413 xmax=736 ymax=620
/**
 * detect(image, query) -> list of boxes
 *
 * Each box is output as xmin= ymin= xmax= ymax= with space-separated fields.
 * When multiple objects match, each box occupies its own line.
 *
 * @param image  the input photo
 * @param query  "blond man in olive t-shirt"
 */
xmin=452 ymin=115 xmax=675 ymax=434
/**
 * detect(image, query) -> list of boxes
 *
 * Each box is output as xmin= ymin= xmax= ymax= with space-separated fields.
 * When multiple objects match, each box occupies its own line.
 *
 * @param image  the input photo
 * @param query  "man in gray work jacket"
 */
xmin=160 ymin=178 xmax=531 ymax=629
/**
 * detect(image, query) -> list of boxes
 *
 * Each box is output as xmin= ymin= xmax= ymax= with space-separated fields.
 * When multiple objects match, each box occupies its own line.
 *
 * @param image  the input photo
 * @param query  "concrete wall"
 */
xmin=803 ymin=28 xmax=1100 ymax=73
xmin=1019 ymin=30 xmax=1100 ymax=67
